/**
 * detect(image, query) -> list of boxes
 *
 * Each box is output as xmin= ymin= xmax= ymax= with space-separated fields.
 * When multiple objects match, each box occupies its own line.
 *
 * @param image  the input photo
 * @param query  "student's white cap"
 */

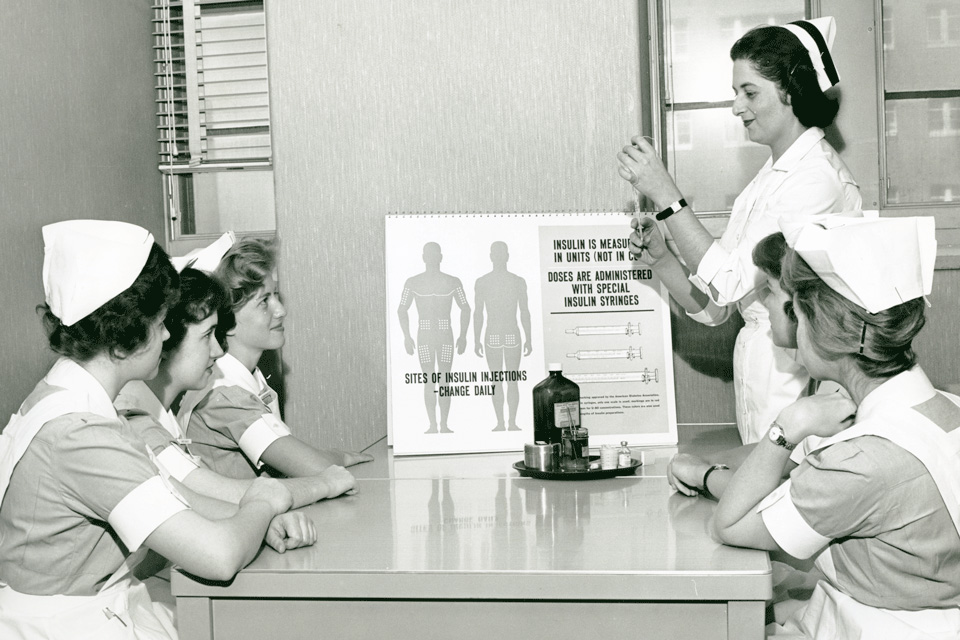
xmin=790 ymin=216 xmax=936 ymax=313
xmin=171 ymin=231 xmax=236 ymax=273
xmin=779 ymin=209 xmax=871 ymax=247
xmin=784 ymin=17 xmax=839 ymax=92
xmin=42 ymin=220 xmax=155 ymax=326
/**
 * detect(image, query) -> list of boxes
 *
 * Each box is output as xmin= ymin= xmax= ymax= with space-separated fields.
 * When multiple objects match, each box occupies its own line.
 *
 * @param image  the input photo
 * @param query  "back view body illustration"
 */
xmin=474 ymin=241 xmax=532 ymax=432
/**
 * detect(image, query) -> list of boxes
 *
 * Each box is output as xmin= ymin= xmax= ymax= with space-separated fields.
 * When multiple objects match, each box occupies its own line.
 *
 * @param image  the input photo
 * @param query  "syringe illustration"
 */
xmin=566 ymin=346 xmax=642 ymax=361
xmin=566 ymin=368 xmax=659 ymax=385
xmin=565 ymin=322 xmax=640 ymax=337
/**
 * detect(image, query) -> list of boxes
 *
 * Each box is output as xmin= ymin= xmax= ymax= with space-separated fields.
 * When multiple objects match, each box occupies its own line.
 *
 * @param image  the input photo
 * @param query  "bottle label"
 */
xmin=554 ymin=401 xmax=580 ymax=428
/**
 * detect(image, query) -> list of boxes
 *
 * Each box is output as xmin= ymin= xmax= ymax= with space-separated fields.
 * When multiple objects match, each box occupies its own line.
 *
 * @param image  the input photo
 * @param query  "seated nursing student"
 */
xmin=713 ymin=216 xmax=960 ymax=639
xmin=116 ymin=266 xmax=356 ymax=508
xmin=665 ymin=229 xmax=843 ymax=499
xmin=0 ymin=220 xmax=316 ymax=639
xmin=178 ymin=237 xmax=373 ymax=479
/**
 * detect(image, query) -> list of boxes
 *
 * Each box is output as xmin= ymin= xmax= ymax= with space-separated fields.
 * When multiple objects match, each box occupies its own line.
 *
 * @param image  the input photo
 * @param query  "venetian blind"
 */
xmin=153 ymin=0 xmax=272 ymax=170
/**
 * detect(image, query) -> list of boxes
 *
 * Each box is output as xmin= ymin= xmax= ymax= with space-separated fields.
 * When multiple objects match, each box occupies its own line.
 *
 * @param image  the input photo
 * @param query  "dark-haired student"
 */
xmin=619 ymin=17 xmax=861 ymax=445
xmin=116 ymin=267 xmax=356 ymax=507
xmin=178 ymin=237 xmax=372 ymax=481
xmin=0 ymin=221 xmax=313 ymax=639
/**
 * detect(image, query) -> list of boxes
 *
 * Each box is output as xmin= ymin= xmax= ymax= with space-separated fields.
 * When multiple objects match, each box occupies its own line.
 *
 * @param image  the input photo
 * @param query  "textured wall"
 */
xmin=0 ymin=0 xmax=162 ymax=419
xmin=266 ymin=1 xmax=670 ymax=450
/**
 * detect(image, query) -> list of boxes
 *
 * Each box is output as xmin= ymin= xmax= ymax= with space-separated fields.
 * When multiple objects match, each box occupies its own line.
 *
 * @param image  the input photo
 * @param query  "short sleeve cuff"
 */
xmin=238 ymin=414 xmax=292 ymax=467
xmin=691 ymin=241 xmax=728 ymax=290
xmin=686 ymin=300 xmax=731 ymax=327
xmin=157 ymin=444 xmax=200 ymax=482
xmin=108 ymin=475 xmax=190 ymax=552
xmin=757 ymin=479 xmax=830 ymax=559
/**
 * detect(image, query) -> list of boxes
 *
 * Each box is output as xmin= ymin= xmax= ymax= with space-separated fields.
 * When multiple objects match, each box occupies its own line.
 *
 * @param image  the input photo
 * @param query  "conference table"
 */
xmin=172 ymin=426 xmax=772 ymax=640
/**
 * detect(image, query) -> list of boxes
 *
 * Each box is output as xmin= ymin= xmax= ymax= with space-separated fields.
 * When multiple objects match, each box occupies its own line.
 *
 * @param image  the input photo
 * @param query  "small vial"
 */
xmin=618 ymin=441 xmax=632 ymax=468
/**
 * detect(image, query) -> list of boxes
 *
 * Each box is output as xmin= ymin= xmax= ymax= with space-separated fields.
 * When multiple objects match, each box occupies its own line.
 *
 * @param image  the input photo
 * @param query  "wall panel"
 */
xmin=267 ymin=1 xmax=662 ymax=450
xmin=0 ymin=0 xmax=162 ymax=418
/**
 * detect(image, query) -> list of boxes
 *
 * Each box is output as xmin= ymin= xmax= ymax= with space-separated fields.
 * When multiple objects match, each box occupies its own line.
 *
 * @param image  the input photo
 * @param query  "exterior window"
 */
xmin=885 ymin=104 xmax=899 ymax=137
xmin=930 ymin=185 xmax=959 ymax=202
xmin=928 ymin=98 xmax=960 ymax=136
xmin=883 ymin=6 xmax=895 ymax=50
xmin=881 ymin=0 xmax=960 ymax=206
xmin=926 ymin=3 xmax=960 ymax=47
xmin=153 ymin=0 xmax=275 ymax=243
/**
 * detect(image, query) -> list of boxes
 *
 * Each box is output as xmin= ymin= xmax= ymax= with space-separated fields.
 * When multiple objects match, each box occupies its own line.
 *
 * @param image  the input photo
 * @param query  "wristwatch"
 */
xmin=656 ymin=198 xmax=688 ymax=221
xmin=768 ymin=421 xmax=796 ymax=451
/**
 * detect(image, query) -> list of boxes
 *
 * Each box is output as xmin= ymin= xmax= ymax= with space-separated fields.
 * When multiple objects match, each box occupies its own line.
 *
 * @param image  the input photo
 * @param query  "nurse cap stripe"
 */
xmin=785 ymin=18 xmax=840 ymax=92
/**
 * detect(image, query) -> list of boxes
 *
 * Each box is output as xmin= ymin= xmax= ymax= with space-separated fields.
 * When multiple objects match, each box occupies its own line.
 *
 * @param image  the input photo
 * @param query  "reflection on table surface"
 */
xmin=246 ymin=475 xmax=764 ymax=585
xmin=175 ymin=423 xmax=769 ymax=604
xmin=351 ymin=423 xmax=743 ymax=480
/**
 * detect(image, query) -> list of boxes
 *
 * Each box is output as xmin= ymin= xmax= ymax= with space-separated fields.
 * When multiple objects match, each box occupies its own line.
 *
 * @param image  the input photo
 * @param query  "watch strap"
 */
xmin=656 ymin=198 xmax=688 ymax=221
xmin=701 ymin=463 xmax=729 ymax=501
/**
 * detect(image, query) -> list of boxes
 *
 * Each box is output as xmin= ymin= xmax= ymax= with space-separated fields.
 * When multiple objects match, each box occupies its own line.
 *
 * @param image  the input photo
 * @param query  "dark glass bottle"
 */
xmin=532 ymin=363 xmax=581 ymax=444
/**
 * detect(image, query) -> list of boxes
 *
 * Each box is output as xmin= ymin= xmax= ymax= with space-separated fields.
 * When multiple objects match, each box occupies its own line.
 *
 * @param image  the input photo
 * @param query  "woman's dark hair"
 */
xmin=163 ymin=267 xmax=233 ymax=353
xmin=40 ymin=243 xmax=180 ymax=362
xmin=214 ymin=237 xmax=277 ymax=312
xmin=730 ymin=25 xmax=839 ymax=128
xmin=751 ymin=232 xmax=788 ymax=279
xmin=780 ymin=248 xmax=925 ymax=379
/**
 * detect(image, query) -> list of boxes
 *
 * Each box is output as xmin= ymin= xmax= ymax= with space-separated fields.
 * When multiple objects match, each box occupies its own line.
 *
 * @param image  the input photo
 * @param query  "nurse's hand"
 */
xmin=617 ymin=136 xmax=684 ymax=210
xmin=242 ymin=477 xmax=294 ymax=516
xmin=317 ymin=464 xmax=357 ymax=499
xmin=628 ymin=217 xmax=670 ymax=267
xmin=265 ymin=512 xmax=317 ymax=553
xmin=340 ymin=450 xmax=375 ymax=467
xmin=776 ymin=393 xmax=857 ymax=444
xmin=667 ymin=453 xmax=710 ymax=497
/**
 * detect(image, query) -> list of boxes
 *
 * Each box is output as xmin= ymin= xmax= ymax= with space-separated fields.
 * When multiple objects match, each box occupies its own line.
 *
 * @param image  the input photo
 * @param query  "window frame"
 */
xmin=153 ymin=0 xmax=276 ymax=252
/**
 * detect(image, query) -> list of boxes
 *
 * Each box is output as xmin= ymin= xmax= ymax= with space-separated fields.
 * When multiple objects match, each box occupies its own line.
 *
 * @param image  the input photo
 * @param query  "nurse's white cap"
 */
xmin=789 ymin=215 xmax=936 ymax=314
xmin=783 ymin=17 xmax=839 ymax=92
xmin=171 ymin=231 xmax=236 ymax=273
xmin=42 ymin=220 xmax=155 ymax=326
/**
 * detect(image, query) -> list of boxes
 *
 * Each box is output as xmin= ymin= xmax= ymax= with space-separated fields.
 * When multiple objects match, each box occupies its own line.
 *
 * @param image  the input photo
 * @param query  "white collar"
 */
xmin=117 ymin=380 xmax=164 ymax=415
xmin=43 ymin=357 xmax=119 ymax=419
xmin=116 ymin=379 xmax=183 ymax=438
xmin=215 ymin=352 xmax=267 ymax=393
xmin=855 ymin=367 xmax=937 ymax=423
xmin=771 ymin=127 xmax=825 ymax=173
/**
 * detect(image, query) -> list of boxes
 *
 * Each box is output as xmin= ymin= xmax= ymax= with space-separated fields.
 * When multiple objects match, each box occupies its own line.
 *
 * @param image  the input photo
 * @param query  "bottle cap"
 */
xmin=547 ymin=362 xmax=562 ymax=371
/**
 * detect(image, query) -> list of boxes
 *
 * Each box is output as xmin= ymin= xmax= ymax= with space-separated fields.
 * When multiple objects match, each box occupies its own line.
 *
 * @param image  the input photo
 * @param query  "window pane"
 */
xmin=666 ymin=108 xmax=770 ymax=212
xmin=882 ymin=0 xmax=960 ymax=92
xmin=665 ymin=0 xmax=804 ymax=104
xmin=885 ymin=98 xmax=960 ymax=204
xmin=662 ymin=0 xmax=803 ymax=213
xmin=172 ymin=170 xmax=276 ymax=235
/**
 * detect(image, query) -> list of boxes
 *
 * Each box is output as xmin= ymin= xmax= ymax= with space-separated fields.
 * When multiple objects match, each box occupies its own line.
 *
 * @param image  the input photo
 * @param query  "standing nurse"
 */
xmin=617 ymin=18 xmax=861 ymax=443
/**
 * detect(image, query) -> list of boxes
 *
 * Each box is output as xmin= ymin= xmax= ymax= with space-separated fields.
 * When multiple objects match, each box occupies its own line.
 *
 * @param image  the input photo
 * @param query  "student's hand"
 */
xmin=241 ymin=477 xmax=294 ymax=516
xmin=628 ymin=217 xmax=670 ymax=267
xmin=776 ymin=393 xmax=857 ymax=444
xmin=617 ymin=136 xmax=684 ymax=210
xmin=667 ymin=453 xmax=711 ymax=497
xmin=265 ymin=511 xmax=317 ymax=553
xmin=317 ymin=465 xmax=357 ymax=499
xmin=340 ymin=450 xmax=375 ymax=467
